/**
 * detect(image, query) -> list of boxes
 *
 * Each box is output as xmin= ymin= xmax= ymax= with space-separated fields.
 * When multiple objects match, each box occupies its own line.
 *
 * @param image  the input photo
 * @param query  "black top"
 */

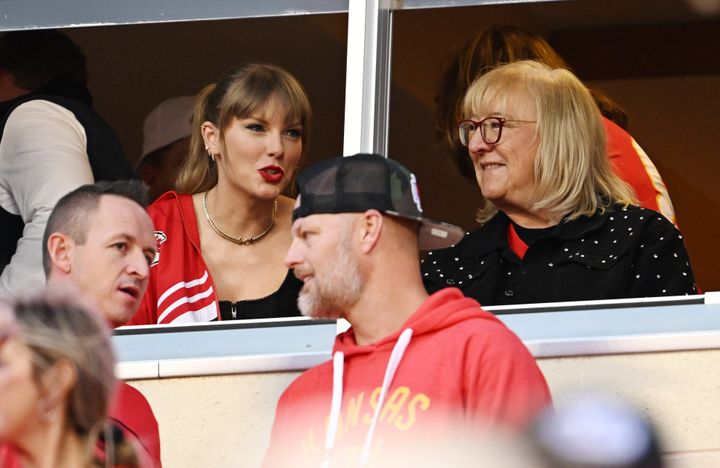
xmin=422 ymin=205 xmax=698 ymax=310
xmin=512 ymin=222 xmax=555 ymax=246
xmin=218 ymin=269 xmax=304 ymax=320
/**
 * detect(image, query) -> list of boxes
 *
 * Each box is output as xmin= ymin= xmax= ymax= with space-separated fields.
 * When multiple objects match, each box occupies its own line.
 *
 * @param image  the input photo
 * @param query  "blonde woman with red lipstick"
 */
xmin=129 ymin=63 xmax=311 ymax=325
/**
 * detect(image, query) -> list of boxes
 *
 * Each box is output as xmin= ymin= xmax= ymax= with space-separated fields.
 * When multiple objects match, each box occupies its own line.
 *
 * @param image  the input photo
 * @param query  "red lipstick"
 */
xmin=259 ymin=166 xmax=285 ymax=183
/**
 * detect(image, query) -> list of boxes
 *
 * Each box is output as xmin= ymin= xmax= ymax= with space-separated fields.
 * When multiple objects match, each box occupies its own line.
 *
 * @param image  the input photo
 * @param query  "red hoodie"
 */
xmin=263 ymin=288 xmax=551 ymax=467
xmin=108 ymin=381 xmax=162 ymax=467
xmin=603 ymin=117 xmax=675 ymax=224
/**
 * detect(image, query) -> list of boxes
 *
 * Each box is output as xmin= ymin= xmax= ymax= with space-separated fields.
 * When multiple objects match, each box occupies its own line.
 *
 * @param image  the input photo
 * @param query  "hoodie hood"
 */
xmin=332 ymin=288 xmax=497 ymax=358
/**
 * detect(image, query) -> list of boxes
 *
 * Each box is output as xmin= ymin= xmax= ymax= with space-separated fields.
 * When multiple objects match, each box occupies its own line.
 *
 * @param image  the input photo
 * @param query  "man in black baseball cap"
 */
xmin=264 ymin=154 xmax=550 ymax=467
xmin=291 ymin=152 xmax=465 ymax=251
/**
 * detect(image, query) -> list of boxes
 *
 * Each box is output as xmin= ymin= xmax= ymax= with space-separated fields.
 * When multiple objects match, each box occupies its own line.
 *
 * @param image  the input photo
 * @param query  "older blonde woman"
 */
xmin=434 ymin=24 xmax=676 ymax=224
xmin=423 ymin=60 xmax=697 ymax=306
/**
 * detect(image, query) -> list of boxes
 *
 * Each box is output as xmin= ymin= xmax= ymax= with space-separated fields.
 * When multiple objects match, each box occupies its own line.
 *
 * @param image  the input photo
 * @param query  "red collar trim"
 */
xmin=507 ymin=223 xmax=529 ymax=260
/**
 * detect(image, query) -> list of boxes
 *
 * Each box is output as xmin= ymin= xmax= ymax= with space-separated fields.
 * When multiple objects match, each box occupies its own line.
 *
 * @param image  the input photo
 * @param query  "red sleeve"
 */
xmin=465 ymin=324 xmax=551 ymax=430
xmin=108 ymin=382 xmax=162 ymax=467
xmin=603 ymin=118 xmax=676 ymax=224
xmin=0 ymin=444 xmax=23 ymax=468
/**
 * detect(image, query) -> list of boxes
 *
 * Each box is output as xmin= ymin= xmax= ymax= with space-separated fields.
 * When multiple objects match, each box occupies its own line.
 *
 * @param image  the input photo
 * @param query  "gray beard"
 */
xmin=297 ymin=237 xmax=363 ymax=320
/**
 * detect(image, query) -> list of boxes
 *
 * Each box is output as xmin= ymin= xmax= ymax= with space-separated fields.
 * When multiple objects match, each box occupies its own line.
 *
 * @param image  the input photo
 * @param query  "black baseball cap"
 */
xmin=292 ymin=153 xmax=465 ymax=250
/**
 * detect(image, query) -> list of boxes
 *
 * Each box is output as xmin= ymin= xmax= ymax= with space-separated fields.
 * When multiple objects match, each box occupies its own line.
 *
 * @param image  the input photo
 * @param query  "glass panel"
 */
xmin=0 ymin=14 xmax=346 ymax=326
xmin=0 ymin=0 xmax=348 ymax=30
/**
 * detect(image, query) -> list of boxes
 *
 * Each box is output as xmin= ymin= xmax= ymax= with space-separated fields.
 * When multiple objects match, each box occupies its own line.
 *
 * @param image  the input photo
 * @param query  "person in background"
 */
xmin=129 ymin=63 xmax=311 ymax=324
xmin=263 ymin=154 xmax=550 ymax=468
xmin=423 ymin=61 xmax=696 ymax=306
xmin=136 ymin=95 xmax=195 ymax=202
xmin=0 ymin=30 xmax=134 ymax=298
xmin=0 ymin=298 xmax=142 ymax=467
xmin=43 ymin=180 xmax=162 ymax=466
xmin=434 ymin=24 xmax=676 ymax=224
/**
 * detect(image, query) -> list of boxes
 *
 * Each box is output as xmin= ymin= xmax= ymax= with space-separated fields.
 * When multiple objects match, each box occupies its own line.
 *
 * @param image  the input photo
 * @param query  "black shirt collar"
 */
xmin=459 ymin=208 xmax=614 ymax=257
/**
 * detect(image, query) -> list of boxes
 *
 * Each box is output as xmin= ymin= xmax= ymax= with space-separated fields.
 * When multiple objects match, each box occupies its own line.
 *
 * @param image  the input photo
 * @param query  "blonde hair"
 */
xmin=13 ymin=299 xmax=115 ymax=436
xmin=436 ymin=24 xmax=629 ymax=182
xmin=435 ymin=25 xmax=568 ymax=180
xmin=176 ymin=63 xmax=312 ymax=194
xmin=463 ymin=60 xmax=636 ymax=224
xmin=10 ymin=298 xmax=139 ymax=467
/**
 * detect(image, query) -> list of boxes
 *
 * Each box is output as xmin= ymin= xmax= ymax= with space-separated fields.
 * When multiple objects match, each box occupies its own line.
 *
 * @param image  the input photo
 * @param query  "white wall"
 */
xmin=130 ymin=347 xmax=720 ymax=467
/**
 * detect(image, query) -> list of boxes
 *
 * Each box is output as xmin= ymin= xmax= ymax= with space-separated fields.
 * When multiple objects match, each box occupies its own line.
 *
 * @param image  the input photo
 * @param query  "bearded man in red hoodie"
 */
xmin=263 ymin=153 xmax=551 ymax=468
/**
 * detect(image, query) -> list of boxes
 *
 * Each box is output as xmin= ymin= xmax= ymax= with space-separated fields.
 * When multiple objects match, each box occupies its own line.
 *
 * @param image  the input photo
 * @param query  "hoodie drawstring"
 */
xmin=360 ymin=328 xmax=414 ymax=465
xmin=322 ymin=328 xmax=415 ymax=467
xmin=322 ymin=351 xmax=345 ymax=468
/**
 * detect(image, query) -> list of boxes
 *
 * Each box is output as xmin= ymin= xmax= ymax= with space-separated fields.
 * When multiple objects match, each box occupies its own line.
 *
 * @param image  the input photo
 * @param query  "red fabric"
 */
xmin=108 ymin=381 xmax=162 ymax=467
xmin=129 ymin=191 xmax=219 ymax=325
xmin=263 ymin=288 xmax=551 ymax=467
xmin=0 ymin=444 xmax=22 ymax=468
xmin=603 ymin=118 xmax=675 ymax=224
xmin=507 ymin=223 xmax=528 ymax=260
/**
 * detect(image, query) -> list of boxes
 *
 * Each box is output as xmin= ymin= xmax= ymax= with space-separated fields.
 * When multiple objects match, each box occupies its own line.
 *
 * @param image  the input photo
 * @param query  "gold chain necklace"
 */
xmin=202 ymin=191 xmax=278 ymax=246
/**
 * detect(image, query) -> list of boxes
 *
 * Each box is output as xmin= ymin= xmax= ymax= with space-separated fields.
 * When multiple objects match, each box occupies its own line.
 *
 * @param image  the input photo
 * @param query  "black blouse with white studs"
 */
xmin=422 ymin=205 xmax=698 ymax=310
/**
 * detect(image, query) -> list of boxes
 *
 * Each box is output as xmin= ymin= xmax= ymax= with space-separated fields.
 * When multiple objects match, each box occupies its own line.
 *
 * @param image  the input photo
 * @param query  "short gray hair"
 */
xmin=42 ymin=180 xmax=148 ymax=275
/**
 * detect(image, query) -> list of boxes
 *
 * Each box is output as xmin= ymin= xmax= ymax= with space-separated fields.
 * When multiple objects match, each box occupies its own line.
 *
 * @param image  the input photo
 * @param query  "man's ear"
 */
xmin=47 ymin=233 xmax=74 ymax=274
xmin=358 ymin=210 xmax=383 ymax=254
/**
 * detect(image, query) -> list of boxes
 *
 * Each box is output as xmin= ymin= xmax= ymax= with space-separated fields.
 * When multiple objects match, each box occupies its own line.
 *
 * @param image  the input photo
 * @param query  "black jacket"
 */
xmin=422 ymin=205 xmax=697 ymax=310
xmin=0 ymin=79 xmax=133 ymax=270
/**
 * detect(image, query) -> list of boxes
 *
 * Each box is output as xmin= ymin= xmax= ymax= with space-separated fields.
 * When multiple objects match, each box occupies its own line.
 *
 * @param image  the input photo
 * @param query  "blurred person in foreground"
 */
xmin=43 ymin=180 xmax=162 ymax=466
xmin=0 ymin=30 xmax=133 ymax=298
xmin=0 ymin=298 xmax=142 ymax=467
xmin=262 ymin=154 xmax=551 ymax=468
xmin=435 ymin=24 xmax=676 ymax=224
xmin=129 ymin=63 xmax=311 ymax=324
xmin=423 ymin=61 xmax=697 ymax=306
xmin=530 ymin=393 xmax=664 ymax=468
xmin=136 ymin=95 xmax=195 ymax=202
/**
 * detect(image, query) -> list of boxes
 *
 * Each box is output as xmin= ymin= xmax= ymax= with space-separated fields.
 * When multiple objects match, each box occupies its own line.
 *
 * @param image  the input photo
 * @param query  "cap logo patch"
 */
xmin=430 ymin=228 xmax=448 ymax=238
xmin=152 ymin=231 xmax=167 ymax=267
xmin=410 ymin=173 xmax=423 ymax=213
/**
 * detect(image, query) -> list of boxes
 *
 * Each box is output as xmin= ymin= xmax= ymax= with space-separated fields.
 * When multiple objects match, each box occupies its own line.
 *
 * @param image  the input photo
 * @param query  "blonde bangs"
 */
xmin=220 ymin=67 xmax=312 ymax=144
xmin=176 ymin=64 xmax=312 ymax=195
xmin=462 ymin=66 xmax=535 ymax=121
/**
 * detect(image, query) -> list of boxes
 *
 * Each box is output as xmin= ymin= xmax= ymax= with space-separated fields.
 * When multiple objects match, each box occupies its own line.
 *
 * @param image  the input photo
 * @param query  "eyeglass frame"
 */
xmin=457 ymin=116 xmax=537 ymax=146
